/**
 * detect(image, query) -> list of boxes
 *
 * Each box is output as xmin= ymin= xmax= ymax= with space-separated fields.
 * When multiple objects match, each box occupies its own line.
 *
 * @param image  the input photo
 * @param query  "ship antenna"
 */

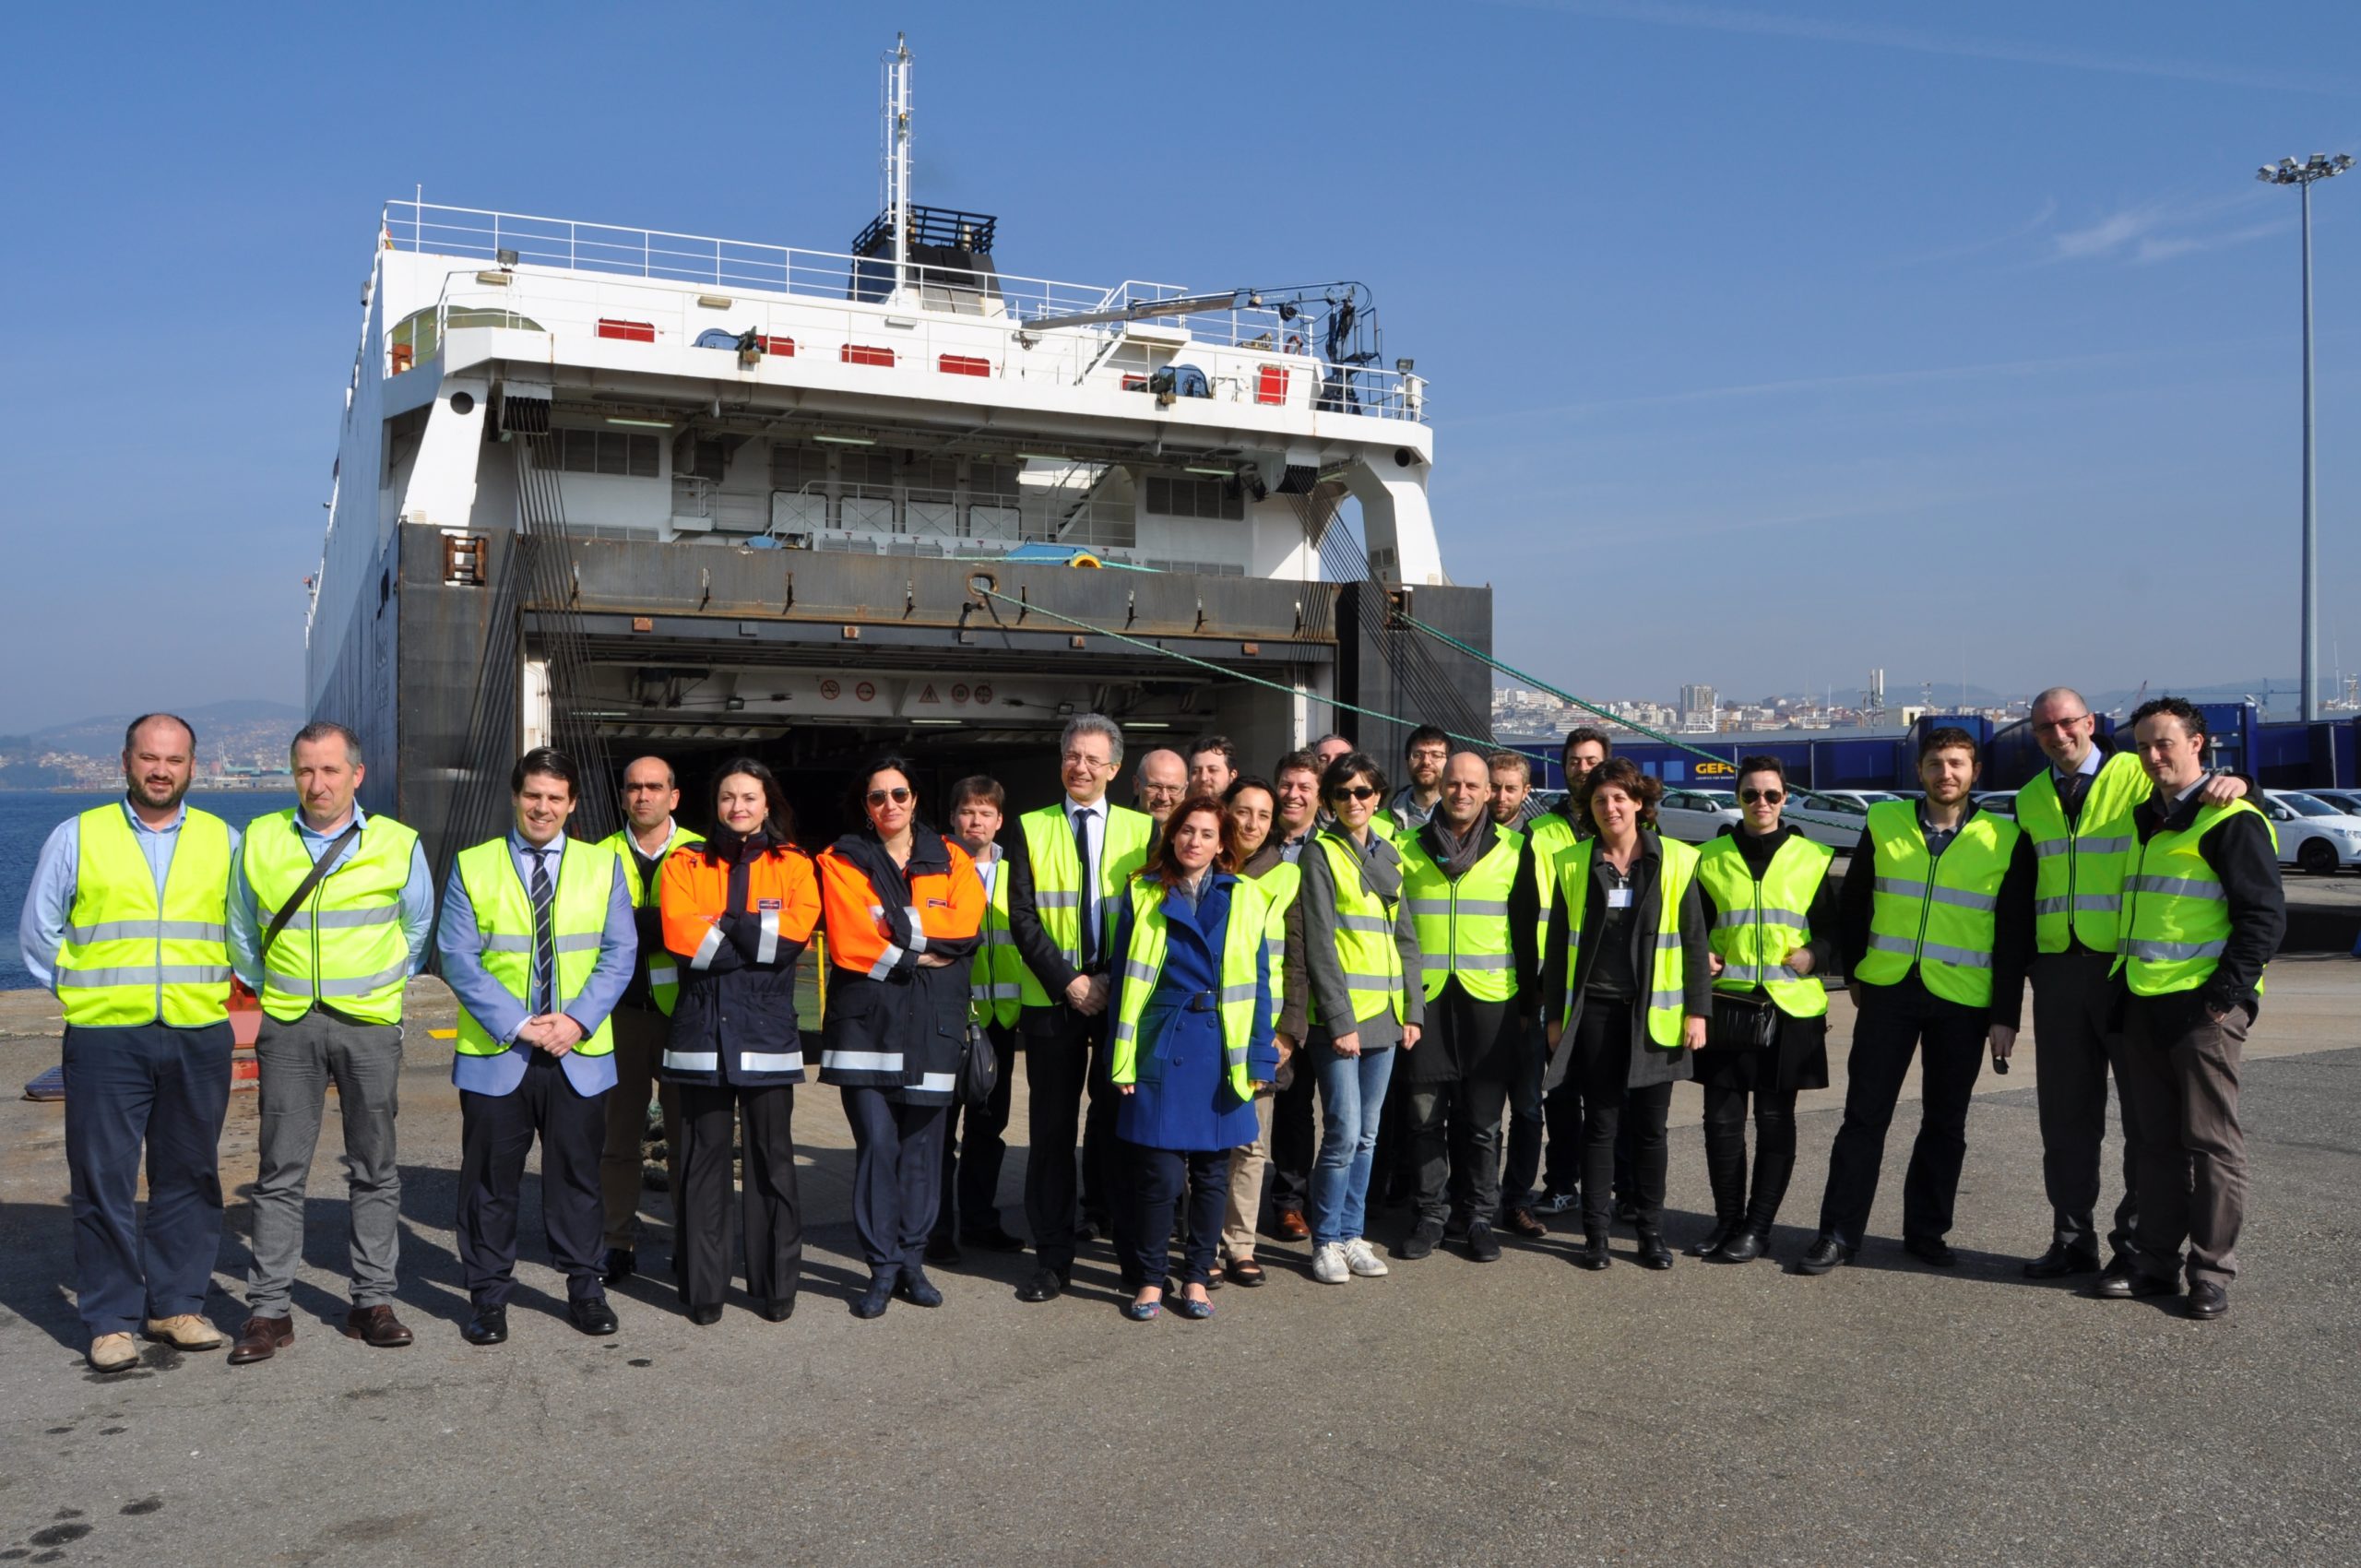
xmin=883 ymin=33 xmax=913 ymax=303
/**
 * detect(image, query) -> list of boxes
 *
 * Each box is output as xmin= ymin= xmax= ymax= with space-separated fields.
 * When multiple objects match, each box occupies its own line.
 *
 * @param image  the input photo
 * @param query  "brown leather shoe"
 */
xmin=1503 ymin=1206 xmax=1548 ymax=1240
xmin=342 ymin=1305 xmax=414 ymax=1348
xmin=228 ymin=1315 xmax=293 ymax=1365
xmin=1272 ymin=1208 xmax=1311 ymax=1243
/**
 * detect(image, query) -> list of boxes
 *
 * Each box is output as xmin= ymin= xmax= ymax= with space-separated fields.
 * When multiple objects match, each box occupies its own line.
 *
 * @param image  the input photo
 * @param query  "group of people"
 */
xmin=20 ymin=684 xmax=2283 ymax=1371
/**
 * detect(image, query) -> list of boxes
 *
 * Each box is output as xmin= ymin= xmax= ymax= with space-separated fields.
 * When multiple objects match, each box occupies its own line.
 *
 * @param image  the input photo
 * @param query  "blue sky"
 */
xmin=2 ymin=0 xmax=2355 ymax=733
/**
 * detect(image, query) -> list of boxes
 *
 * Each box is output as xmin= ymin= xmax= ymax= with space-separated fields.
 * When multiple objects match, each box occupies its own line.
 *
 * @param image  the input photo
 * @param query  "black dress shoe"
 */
xmin=462 ymin=1306 xmax=509 ymax=1346
xmin=2096 ymin=1253 xmax=2141 ymax=1286
xmin=759 ymin=1298 xmax=795 ymax=1323
xmin=896 ymin=1267 xmax=944 ymax=1308
xmin=2023 ymin=1242 xmax=2101 ymax=1279
xmin=2185 ymin=1281 xmax=2229 ymax=1320
xmin=1902 ymin=1237 xmax=1959 ymax=1268
xmin=568 ymin=1296 xmax=619 ymax=1336
xmin=1635 ymin=1233 xmax=1675 ymax=1271
xmin=851 ymin=1277 xmax=895 ymax=1320
xmin=1015 ymin=1267 xmax=1068 ymax=1304
xmin=961 ymin=1225 xmax=1028 ymax=1253
xmin=686 ymin=1303 xmax=723 ymax=1325
xmin=599 ymin=1247 xmax=636 ymax=1287
xmin=1686 ymin=1221 xmax=1737 ymax=1258
xmin=2092 ymin=1268 xmax=2177 ymax=1301
xmin=1709 ymin=1226 xmax=1768 ymax=1265
xmin=1464 ymin=1222 xmax=1501 ymax=1264
xmin=1573 ymin=1235 xmax=1612 ymax=1271
xmin=1794 ymin=1236 xmax=1853 ymax=1276
xmin=923 ymin=1234 xmax=962 ymax=1265
xmin=1396 ymin=1219 xmax=1444 ymax=1261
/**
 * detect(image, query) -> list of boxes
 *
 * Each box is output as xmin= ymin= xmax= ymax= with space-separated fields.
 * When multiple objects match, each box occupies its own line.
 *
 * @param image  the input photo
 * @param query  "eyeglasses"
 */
xmin=1328 ymin=785 xmax=1380 ymax=802
xmin=1740 ymin=788 xmax=1784 ymax=804
xmin=1062 ymin=751 xmax=1112 ymax=770
xmin=866 ymin=787 xmax=912 ymax=806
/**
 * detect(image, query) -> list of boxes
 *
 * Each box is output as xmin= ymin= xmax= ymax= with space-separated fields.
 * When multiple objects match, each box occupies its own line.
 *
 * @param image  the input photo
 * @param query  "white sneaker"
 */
xmin=1311 ymin=1241 xmax=1350 ymax=1284
xmin=1342 ymin=1238 xmax=1390 ymax=1277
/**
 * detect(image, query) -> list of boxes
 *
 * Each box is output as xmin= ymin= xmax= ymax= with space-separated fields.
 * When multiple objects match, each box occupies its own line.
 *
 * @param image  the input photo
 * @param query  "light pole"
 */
xmin=2259 ymin=152 xmax=2354 ymax=722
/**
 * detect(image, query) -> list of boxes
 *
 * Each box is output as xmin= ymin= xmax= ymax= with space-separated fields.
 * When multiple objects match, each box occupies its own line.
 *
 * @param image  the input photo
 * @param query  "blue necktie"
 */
xmin=528 ymin=849 xmax=556 ymax=1015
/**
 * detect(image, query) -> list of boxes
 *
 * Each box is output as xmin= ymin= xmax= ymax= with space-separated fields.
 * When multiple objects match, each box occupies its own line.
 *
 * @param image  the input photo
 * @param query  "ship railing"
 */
xmin=766 ymin=481 xmax=1140 ymax=553
xmin=384 ymin=201 xmax=1426 ymax=421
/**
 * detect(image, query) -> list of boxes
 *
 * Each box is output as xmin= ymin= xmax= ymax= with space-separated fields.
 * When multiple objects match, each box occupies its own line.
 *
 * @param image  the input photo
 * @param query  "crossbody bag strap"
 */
xmin=258 ymin=822 xmax=364 ymax=962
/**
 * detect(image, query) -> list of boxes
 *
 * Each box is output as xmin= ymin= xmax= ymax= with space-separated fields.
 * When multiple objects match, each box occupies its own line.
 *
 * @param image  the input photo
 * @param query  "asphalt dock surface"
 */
xmin=1 ymin=950 xmax=2355 ymax=1566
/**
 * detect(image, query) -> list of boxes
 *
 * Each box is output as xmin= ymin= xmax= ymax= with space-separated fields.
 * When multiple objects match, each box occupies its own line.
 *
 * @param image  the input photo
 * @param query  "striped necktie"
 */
xmin=528 ymin=848 xmax=556 ymax=1015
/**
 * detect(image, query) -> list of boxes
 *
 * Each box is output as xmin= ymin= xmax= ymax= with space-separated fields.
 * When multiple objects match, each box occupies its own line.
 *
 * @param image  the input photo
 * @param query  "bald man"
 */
xmin=594 ymin=755 xmax=703 ymax=1284
xmin=1133 ymin=749 xmax=1188 ymax=826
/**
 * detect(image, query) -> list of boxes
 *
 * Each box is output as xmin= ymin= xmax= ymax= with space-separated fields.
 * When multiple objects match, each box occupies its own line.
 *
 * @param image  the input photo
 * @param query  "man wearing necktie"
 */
xmin=2012 ymin=687 xmax=2245 ymax=1284
xmin=1004 ymin=714 xmax=1156 ymax=1302
xmin=436 ymin=749 xmax=636 ymax=1344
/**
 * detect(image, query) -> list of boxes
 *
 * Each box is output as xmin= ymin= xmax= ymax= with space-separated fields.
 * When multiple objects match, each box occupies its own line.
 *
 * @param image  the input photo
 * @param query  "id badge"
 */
xmin=1606 ymin=887 xmax=1633 ymax=910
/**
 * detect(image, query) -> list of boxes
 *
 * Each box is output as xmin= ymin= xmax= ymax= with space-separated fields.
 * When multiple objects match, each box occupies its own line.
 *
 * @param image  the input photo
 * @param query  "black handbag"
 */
xmin=958 ymin=1022 xmax=1000 ymax=1106
xmin=1708 ymin=991 xmax=1780 ymax=1050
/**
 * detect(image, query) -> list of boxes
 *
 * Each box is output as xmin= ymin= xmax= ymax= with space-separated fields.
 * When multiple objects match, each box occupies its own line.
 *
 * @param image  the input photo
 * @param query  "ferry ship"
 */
xmin=305 ymin=36 xmax=1491 ymax=861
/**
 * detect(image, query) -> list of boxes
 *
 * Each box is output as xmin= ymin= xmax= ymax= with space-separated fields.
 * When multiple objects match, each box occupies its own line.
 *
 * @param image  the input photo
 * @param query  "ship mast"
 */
xmin=884 ymin=33 xmax=913 ymax=303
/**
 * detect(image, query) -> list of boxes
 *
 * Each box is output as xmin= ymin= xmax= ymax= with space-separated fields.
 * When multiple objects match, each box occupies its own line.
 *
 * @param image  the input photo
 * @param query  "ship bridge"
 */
xmin=308 ymin=183 xmax=1489 ymax=856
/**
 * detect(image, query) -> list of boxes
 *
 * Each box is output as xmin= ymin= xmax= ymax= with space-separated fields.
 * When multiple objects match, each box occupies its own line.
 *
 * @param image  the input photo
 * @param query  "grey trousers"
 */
xmin=600 ymin=1005 xmax=682 ymax=1253
xmin=247 ymin=1010 xmax=404 ymax=1315
xmin=2120 ymin=992 xmax=2248 ymax=1289
xmin=2028 ymin=951 xmax=2139 ymax=1258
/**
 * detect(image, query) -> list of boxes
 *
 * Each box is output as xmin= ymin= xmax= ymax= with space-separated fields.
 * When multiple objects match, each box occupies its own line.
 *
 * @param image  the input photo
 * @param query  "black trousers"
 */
xmin=1404 ymin=986 xmax=1520 ymax=1228
xmin=457 ymin=1051 xmax=608 ymax=1309
xmin=1569 ymin=1000 xmax=1672 ymax=1234
xmin=1116 ymin=1141 xmax=1230 ymax=1289
xmin=844 ymin=1087 xmax=947 ymax=1275
xmin=1020 ymin=1004 xmax=1115 ymax=1274
xmin=2029 ymin=951 xmax=2140 ymax=1259
xmin=1701 ymin=1085 xmax=1799 ymax=1232
xmin=934 ymin=1020 xmax=1016 ymax=1241
xmin=1817 ymin=978 xmax=1987 ymax=1250
xmin=675 ymin=1080 xmax=801 ymax=1312
xmin=1371 ymin=1059 xmax=1414 ymax=1205
xmin=1265 ymin=1054 xmax=1318 ymax=1216
xmin=1499 ymin=1017 xmax=1548 ymax=1210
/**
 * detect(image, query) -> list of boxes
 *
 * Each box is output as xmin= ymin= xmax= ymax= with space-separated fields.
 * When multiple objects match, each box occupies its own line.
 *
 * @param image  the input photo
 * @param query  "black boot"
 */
xmin=1573 ymin=1232 xmax=1612 ymax=1271
xmin=1635 ymin=1230 xmax=1675 ymax=1270
xmin=1693 ymin=1096 xmax=1749 ymax=1256
xmin=1708 ymin=1224 xmax=1768 ymax=1264
xmin=1686 ymin=1219 xmax=1738 ymax=1258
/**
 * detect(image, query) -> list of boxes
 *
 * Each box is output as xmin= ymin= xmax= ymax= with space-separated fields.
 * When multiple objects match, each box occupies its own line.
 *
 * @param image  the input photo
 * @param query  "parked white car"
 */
xmin=1657 ymin=787 xmax=1742 ymax=844
xmin=1782 ymin=789 xmax=1880 ymax=849
xmin=2261 ymin=790 xmax=2361 ymax=875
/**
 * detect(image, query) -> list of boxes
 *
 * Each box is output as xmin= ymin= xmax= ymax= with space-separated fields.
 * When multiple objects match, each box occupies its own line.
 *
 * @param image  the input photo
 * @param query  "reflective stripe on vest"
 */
xmin=452 ymin=837 xmax=621 ymax=1058
xmin=1401 ymin=826 xmax=1525 ymax=1004
xmin=969 ymin=854 xmax=1025 ymax=1029
xmin=1695 ymin=832 xmax=1831 ymax=1020
xmin=1854 ymin=801 xmax=2020 ymax=1008
xmin=1109 ymin=876 xmax=1273 ymax=1103
xmin=1310 ymin=833 xmax=1406 ymax=1028
xmin=2017 ymin=752 xmax=2149 ymax=956
xmin=600 ymin=823 xmax=705 ymax=1016
xmin=1555 ymin=835 xmax=1697 ymax=1045
xmin=241 ymin=810 xmax=419 ymax=1025
xmin=1014 ymin=803 xmax=1154 ymax=1007
xmin=54 ymin=805 xmax=233 ymax=1028
xmin=2116 ymin=800 xmax=2274 ymax=997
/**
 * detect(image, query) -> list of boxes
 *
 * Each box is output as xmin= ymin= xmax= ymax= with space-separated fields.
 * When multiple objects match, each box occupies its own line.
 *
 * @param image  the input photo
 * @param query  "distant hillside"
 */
xmin=32 ymin=699 xmax=305 ymax=759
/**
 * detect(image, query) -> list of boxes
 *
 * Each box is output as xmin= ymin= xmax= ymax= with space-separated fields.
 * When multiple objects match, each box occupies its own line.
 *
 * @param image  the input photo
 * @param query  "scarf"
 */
xmin=705 ymin=825 xmax=772 ymax=865
xmin=1421 ymin=814 xmax=1491 ymax=882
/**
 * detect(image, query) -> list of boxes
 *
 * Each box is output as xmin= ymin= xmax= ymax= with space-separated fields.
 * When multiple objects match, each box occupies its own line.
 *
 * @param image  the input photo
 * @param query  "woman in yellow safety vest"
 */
xmin=1690 ymin=755 xmax=1837 ymax=1265
xmin=1299 ymin=751 xmax=1424 ymax=1287
xmin=1541 ymin=756 xmax=1711 ymax=1272
xmin=1105 ymin=794 xmax=1278 ymax=1320
xmin=1213 ymin=775 xmax=1307 ymax=1288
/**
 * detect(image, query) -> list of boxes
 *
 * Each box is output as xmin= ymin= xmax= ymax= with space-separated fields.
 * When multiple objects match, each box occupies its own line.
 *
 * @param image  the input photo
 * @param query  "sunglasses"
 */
xmin=1740 ymin=788 xmax=1784 ymax=804
xmin=1328 ymin=785 xmax=1380 ymax=802
xmin=866 ymin=786 xmax=912 ymax=806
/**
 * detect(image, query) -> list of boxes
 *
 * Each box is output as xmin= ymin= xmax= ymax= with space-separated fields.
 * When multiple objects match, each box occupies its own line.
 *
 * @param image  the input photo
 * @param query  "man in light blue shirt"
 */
xmin=18 ymin=714 xmax=242 ymax=1370
xmin=436 ymin=747 xmax=635 ymax=1344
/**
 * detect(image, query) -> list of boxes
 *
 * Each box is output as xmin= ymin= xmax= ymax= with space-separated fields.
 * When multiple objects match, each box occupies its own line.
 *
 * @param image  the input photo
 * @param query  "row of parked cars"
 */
xmin=1593 ymin=784 xmax=2361 ymax=876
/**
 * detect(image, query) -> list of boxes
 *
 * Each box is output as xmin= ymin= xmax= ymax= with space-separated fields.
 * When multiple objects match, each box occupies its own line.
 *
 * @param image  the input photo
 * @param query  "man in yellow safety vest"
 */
xmin=18 ymin=714 xmax=238 ymax=1372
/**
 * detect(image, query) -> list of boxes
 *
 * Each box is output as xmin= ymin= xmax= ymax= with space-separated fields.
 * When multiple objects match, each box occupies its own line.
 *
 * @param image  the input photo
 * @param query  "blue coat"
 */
xmin=1107 ymin=872 xmax=1279 ymax=1153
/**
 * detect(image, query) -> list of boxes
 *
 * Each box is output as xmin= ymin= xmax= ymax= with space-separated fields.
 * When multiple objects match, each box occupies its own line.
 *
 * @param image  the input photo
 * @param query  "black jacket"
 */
xmin=2131 ymin=790 xmax=2284 ymax=1017
xmin=1839 ymin=803 xmax=2035 ymax=1031
xmin=1539 ymin=830 xmax=1712 ymax=1089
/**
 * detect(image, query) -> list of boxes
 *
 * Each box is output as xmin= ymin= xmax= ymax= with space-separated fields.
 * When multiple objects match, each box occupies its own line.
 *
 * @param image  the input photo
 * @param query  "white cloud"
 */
xmin=2050 ymin=194 xmax=2288 ymax=265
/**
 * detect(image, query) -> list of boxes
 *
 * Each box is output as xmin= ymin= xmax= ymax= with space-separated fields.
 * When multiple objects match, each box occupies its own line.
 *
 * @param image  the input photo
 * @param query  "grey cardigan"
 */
xmin=1297 ymin=826 xmax=1425 ymax=1048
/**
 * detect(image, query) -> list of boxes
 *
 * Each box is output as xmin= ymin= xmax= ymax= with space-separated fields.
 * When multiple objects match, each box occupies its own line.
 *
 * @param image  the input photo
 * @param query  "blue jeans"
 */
xmin=1310 ymin=1042 xmax=1396 ymax=1247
